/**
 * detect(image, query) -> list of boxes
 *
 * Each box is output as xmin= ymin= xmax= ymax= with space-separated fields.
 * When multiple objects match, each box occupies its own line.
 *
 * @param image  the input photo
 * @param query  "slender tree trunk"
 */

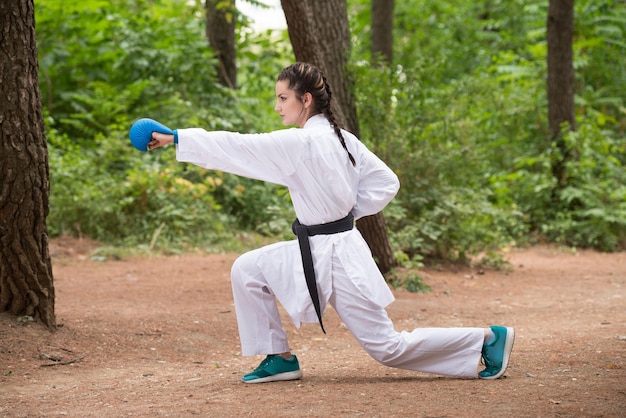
xmin=547 ymin=0 xmax=575 ymax=189
xmin=366 ymin=0 xmax=395 ymax=274
xmin=371 ymin=0 xmax=394 ymax=64
xmin=281 ymin=0 xmax=396 ymax=274
xmin=206 ymin=0 xmax=237 ymax=88
xmin=0 ymin=0 xmax=55 ymax=327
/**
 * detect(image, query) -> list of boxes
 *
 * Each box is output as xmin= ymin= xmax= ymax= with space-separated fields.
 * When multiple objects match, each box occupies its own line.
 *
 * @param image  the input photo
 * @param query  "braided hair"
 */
xmin=277 ymin=62 xmax=356 ymax=166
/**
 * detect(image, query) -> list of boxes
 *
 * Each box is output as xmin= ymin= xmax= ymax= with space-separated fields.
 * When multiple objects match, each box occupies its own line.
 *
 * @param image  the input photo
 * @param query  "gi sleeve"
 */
xmin=174 ymin=128 xmax=304 ymax=186
xmin=351 ymin=144 xmax=400 ymax=220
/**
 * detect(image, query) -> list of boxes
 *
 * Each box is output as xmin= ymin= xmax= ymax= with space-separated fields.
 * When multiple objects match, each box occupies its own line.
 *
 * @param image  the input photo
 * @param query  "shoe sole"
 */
xmin=242 ymin=369 xmax=303 ymax=384
xmin=481 ymin=327 xmax=515 ymax=380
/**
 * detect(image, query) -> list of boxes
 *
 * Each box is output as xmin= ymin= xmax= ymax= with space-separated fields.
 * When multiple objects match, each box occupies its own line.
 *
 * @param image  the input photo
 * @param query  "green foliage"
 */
xmin=486 ymin=118 xmax=626 ymax=252
xmin=37 ymin=0 xmax=230 ymax=139
xmin=38 ymin=0 xmax=295 ymax=252
xmin=350 ymin=0 xmax=625 ymax=257
xmin=16 ymin=316 xmax=35 ymax=325
xmin=538 ymin=122 xmax=625 ymax=250
xmin=211 ymin=173 xmax=295 ymax=237
xmin=575 ymin=0 xmax=626 ymax=124
xmin=236 ymin=24 xmax=293 ymax=133
xmin=352 ymin=50 xmax=540 ymax=260
xmin=47 ymin=123 xmax=232 ymax=250
xmin=476 ymin=250 xmax=512 ymax=272
xmin=386 ymin=269 xmax=430 ymax=294
xmin=36 ymin=0 xmax=625 ymax=259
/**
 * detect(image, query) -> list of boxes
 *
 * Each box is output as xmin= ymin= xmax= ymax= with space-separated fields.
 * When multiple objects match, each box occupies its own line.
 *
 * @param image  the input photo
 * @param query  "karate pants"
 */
xmin=230 ymin=243 xmax=485 ymax=378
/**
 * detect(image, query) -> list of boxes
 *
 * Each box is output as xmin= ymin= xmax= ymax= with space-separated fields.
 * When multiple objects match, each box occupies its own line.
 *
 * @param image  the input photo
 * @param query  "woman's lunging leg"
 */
xmin=329 ymin=262 xmax=484 ymax=378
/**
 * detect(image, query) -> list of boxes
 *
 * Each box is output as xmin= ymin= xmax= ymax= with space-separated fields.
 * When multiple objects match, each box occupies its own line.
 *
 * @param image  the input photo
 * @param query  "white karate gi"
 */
xmin=176 ymin=114 xmax=484 ymax=378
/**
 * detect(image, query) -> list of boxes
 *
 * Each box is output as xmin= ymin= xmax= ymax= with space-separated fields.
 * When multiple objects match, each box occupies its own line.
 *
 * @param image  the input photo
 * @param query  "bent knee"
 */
xmin=231 ymin=250 xmax=263 ymax=285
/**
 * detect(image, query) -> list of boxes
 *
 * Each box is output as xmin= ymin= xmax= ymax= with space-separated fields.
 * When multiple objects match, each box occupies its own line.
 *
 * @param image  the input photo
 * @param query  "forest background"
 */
xmin=39 ymin=0 xmax=626 ymax=273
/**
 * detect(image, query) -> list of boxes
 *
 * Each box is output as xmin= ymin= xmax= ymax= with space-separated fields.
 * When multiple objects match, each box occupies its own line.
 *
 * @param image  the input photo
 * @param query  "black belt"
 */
xmin=292 ymin=213 xmax=355 ymax=333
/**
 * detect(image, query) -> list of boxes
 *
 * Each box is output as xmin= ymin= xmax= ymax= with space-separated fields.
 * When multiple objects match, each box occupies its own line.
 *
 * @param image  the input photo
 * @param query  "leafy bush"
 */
xmin=540 ymin=122 xmax=625 ymax=250
xmin=37 ymin=0 xmax=230 ymax=140
xmin=40 ymin=0 xmax=296 ymax=251
xmin=352 ymin=0 xmax=625 ymax=256
xmin=47 ymin=123 xmax=231 ymax=249
xmin=38 ymin=0 xmax=625 ymax=259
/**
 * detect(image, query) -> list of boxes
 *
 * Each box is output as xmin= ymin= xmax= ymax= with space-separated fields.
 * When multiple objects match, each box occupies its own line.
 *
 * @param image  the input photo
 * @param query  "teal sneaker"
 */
xmin=479 ymin=326 xmax=515 ymax=379
xmin=242 ymin=355 xmax=303 ymax=384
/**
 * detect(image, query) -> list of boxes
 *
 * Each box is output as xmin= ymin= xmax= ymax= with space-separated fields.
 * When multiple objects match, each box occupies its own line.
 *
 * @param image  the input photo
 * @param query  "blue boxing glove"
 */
xmin=129 ymin=118 xmax=175 ymax=152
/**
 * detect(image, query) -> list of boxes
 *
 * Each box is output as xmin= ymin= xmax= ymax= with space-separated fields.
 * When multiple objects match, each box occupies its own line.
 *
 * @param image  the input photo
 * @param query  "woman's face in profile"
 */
xmin=275 ymin=80 xmax=309 ymax=128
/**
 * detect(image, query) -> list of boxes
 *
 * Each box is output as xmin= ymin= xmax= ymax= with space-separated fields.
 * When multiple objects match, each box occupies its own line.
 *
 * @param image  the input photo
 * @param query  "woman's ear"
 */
xmin=302 ymin=92 xmax=313 ymax=108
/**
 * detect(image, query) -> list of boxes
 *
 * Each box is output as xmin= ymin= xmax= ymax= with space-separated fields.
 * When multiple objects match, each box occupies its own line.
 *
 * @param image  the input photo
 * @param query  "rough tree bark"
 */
xmin=281 ymin=0 xmax=396 ymax=274
xmin=206 ymin=0 xmax=237 ymax=88
xmin=0 ymin=0 xmax=56 ymax=328
xmin=281 ymin=0 xmax=357 ymax=133
xmin=547 ymin=0 xmax=575 ymax=190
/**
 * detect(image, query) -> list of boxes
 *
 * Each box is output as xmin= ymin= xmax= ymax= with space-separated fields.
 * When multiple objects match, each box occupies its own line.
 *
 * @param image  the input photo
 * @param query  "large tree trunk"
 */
xmin=547 ymin=0 xmax=575 ymax=190
xmin=0 ymin=0 xmax=56 ymax=328
xmin=281 ymin=0 xmax=358 ymax=134
xmin=206 ymin=0 xmax=237 ymax=88
xmin=281 ymin=0 xmax=396 ymax=274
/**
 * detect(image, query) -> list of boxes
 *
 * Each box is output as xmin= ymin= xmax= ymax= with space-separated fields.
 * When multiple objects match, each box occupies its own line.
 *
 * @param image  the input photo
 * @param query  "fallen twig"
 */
xmin=45 ymin=345 xmax=76 ymax=354
xmin=40 ymin=357 xmax=84 ymax=367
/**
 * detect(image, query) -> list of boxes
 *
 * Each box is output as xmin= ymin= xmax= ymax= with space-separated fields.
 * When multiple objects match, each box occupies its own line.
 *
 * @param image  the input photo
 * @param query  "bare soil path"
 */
xmin=1 ymin=239 xmax=625 ymax=417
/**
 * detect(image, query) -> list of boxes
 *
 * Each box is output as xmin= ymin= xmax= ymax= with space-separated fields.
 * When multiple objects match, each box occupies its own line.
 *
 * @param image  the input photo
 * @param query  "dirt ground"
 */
xmin=1 ymin=238 xmax=625 ymax=418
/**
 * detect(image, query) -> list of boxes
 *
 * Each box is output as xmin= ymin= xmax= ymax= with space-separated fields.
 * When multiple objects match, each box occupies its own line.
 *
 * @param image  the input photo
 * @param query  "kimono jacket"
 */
xmin=175 ymin=114 xmax=400 ymax=327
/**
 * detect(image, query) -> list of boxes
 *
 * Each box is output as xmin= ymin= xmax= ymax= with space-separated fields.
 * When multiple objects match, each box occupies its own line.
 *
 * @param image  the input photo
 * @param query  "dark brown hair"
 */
xmin=277 ymin=62 xmax=356 ymax=166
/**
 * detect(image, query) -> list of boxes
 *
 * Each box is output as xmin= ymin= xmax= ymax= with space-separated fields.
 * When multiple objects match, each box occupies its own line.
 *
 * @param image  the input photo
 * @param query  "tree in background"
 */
xmin=281 ymin=0 xmax=357 ymax=130
xmin=547 ymin=0 xmax=575 ymax=191
xmin=281 ymin=0 xmax=397 ymax=274
xmin=0 ymin=0 xmax=56 ymax=327
xmin=365 ymin=0 xmax=396 ymax=273
xmin=371 ymin=0 xmax=394 ymax=64
xmin=206 ymin=0 xmax=237 ymax=88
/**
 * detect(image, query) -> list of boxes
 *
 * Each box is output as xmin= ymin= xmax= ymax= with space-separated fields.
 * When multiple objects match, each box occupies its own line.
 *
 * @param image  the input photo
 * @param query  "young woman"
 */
xmin=144 ymin=62 xmax=515 ymax=383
